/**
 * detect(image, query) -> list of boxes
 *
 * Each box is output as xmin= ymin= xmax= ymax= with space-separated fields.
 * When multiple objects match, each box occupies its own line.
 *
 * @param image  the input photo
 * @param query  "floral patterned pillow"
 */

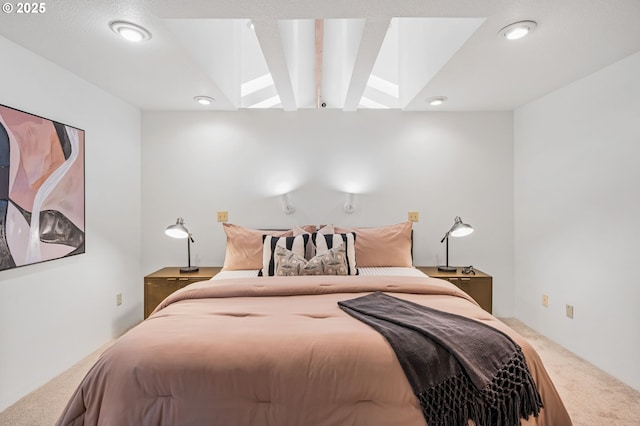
xmin=274 ymin=243 xmax=348 ymax=276
xmin=312 ymin=232 xmax=357 ymax=275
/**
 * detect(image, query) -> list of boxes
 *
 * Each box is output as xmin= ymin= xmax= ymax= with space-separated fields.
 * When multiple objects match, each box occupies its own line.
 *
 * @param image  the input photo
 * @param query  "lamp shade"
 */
xmin=165 ymin=218 xmax=189 ymax=239
xmin=448 ymin=216 xmax=473 ymax=238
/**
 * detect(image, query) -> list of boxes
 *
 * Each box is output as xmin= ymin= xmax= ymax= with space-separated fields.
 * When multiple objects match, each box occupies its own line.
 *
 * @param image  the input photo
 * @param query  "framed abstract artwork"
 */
xmin=0 ymin=104 xmax=85 ymax=271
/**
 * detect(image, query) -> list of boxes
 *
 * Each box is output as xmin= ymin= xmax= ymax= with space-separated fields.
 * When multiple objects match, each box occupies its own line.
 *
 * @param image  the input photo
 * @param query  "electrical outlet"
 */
xmin=408 ymin=211 xmax=419 ymax=222
xmin=217 ymin=211 xmax=228 ymax=222
xmin=116 ymin=293 xmax=122 ymax=306
xmin=566 ymin=304 xmax=574 ymax=319
xmin=542 ymin=294 xmax=549 ymax=308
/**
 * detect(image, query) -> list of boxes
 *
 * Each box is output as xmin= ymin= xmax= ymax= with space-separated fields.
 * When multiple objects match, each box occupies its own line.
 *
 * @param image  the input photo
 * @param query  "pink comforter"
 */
xmin=57 ymin=274 xmax=572 ymax=426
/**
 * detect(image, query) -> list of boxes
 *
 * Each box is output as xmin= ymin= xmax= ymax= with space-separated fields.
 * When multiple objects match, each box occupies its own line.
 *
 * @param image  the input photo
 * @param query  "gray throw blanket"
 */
xmin=338 ymin=292 xmax=542 ymax=426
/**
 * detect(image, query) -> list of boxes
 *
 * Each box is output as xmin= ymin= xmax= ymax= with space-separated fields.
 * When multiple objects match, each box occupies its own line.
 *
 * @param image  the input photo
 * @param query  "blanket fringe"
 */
xmin=417 ymin=347 xmax=542 ymax=426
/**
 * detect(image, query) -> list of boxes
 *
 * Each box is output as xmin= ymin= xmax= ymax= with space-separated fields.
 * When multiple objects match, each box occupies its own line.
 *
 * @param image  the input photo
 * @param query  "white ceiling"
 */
xmin=1 ymin=0 xmax=639 ymax=111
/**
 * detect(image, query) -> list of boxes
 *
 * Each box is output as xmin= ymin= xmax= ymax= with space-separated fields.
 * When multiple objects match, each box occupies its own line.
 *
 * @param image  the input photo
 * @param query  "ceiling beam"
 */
xmin=252 ymin=19 xmax=298 ymax=111
xmin=342 ymin=18 xmax=391 ymax=112
xmin=315 ymin=19 xmax=324 ymax=108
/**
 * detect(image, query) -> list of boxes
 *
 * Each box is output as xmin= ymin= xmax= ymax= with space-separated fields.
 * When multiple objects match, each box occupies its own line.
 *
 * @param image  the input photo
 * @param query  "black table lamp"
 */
xmin=438 ymin=216 xmax=473 ymax=272
xmin=165 ymin=217 xmax=199 ymax=272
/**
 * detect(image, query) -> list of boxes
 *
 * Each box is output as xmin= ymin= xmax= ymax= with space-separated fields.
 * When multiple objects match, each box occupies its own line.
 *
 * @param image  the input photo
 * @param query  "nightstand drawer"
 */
xmin=165 ymin=276 xmax=205 ymax=288
xmin=144 ymin=279 xmax=180 ymax=318
xmin=447 ymin=276 xmax=492 ymax=313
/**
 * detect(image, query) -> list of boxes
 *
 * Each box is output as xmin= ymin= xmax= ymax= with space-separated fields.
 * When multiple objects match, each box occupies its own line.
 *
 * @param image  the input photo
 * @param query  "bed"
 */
xmin=56 ymin=222 xmax=572 ymax=426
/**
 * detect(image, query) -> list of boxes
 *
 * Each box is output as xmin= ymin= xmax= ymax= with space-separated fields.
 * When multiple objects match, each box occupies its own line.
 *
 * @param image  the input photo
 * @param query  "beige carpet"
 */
xmin=1 ymin=319 xmax=638 ymax=425
xmin=502 ymin=319 xmax=640 ymax=426
xmin=0 ymin=342 xmax=110 ymax=426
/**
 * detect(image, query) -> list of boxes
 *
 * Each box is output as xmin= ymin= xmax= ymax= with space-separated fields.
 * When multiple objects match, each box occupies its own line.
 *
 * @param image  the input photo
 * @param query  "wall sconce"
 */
xmin=344 ymin=193 xmax=356 ymax=214
xmin=438 ymin=216 xmax=473 ymax=272
xmin=165 ymin=217 xmax=199 ymax=272
xmin=280 ymin=193 xmax=295 ymax=214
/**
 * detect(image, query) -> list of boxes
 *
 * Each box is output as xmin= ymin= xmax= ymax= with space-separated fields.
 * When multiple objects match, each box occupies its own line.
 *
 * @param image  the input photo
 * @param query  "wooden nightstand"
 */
xmin=416 ymin=266 xmax=493 ymax=314
xmin=144 ymin=267 xmax=222 ymax=319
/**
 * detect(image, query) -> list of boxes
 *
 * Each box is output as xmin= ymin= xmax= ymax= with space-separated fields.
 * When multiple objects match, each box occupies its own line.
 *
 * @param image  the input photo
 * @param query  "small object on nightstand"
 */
xmin=461 ymin=265 xmax=476 ymax=275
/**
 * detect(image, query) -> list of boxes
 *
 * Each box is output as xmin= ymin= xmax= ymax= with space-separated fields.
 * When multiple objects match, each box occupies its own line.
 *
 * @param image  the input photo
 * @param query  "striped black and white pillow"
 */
xmin=312 ymin=232 xmax=358 ymax=275
xmin=260 ymin=234 xmax=309 ymax=276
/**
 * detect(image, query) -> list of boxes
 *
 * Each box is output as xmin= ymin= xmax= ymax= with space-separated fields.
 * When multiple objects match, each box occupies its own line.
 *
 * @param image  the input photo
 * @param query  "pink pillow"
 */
xmin=292 ymin=225 xmax=318 ymax=235
xmin=222 ymin=223 xmax=292 ymax=270
xmin=317 ymin=224 xmax=335 ymax=234
xmin=334 ymin=221 xmax=413 ymax=267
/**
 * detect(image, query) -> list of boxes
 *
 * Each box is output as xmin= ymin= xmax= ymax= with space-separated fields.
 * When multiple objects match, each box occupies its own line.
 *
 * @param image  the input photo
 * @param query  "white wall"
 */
xmin=0 ymin=36 xmax=142 ymax=411
xmin=514 ymin=51 xmax=640 ymax=391
xmin=142 ymin=109 xmax=515 ymax=314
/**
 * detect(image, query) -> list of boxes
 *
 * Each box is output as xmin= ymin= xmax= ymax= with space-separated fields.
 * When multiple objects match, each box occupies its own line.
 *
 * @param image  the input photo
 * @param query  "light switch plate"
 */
xmin=217 ymin=211 xmax=228 ymax=222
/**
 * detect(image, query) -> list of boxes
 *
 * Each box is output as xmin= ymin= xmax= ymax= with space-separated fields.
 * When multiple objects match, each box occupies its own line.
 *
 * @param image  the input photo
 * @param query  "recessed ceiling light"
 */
xmin=110 ymin=21 xmax=152 ymax=43
xmin=499 ymin=21 xmax=537 ymax=40
xmin=426 ymin=96 xmax=447 ymax=106
xmin=194 ymin=96 xmax=216 ymax=106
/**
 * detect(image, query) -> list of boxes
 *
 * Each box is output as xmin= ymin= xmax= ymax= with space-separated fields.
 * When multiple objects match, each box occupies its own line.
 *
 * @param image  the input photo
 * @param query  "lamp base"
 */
xmin=180 ymin=266 xmax=199 ymax=273
xmin=437 ymin=265 xmax=457 ymax=272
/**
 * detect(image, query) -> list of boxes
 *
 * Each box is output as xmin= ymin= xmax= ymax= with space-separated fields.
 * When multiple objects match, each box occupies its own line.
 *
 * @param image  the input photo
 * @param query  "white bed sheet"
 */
xmin=213 ymin=270 xmax=260 ymax=280
xmin=213 ymin=267 xmax=427 ymax=280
